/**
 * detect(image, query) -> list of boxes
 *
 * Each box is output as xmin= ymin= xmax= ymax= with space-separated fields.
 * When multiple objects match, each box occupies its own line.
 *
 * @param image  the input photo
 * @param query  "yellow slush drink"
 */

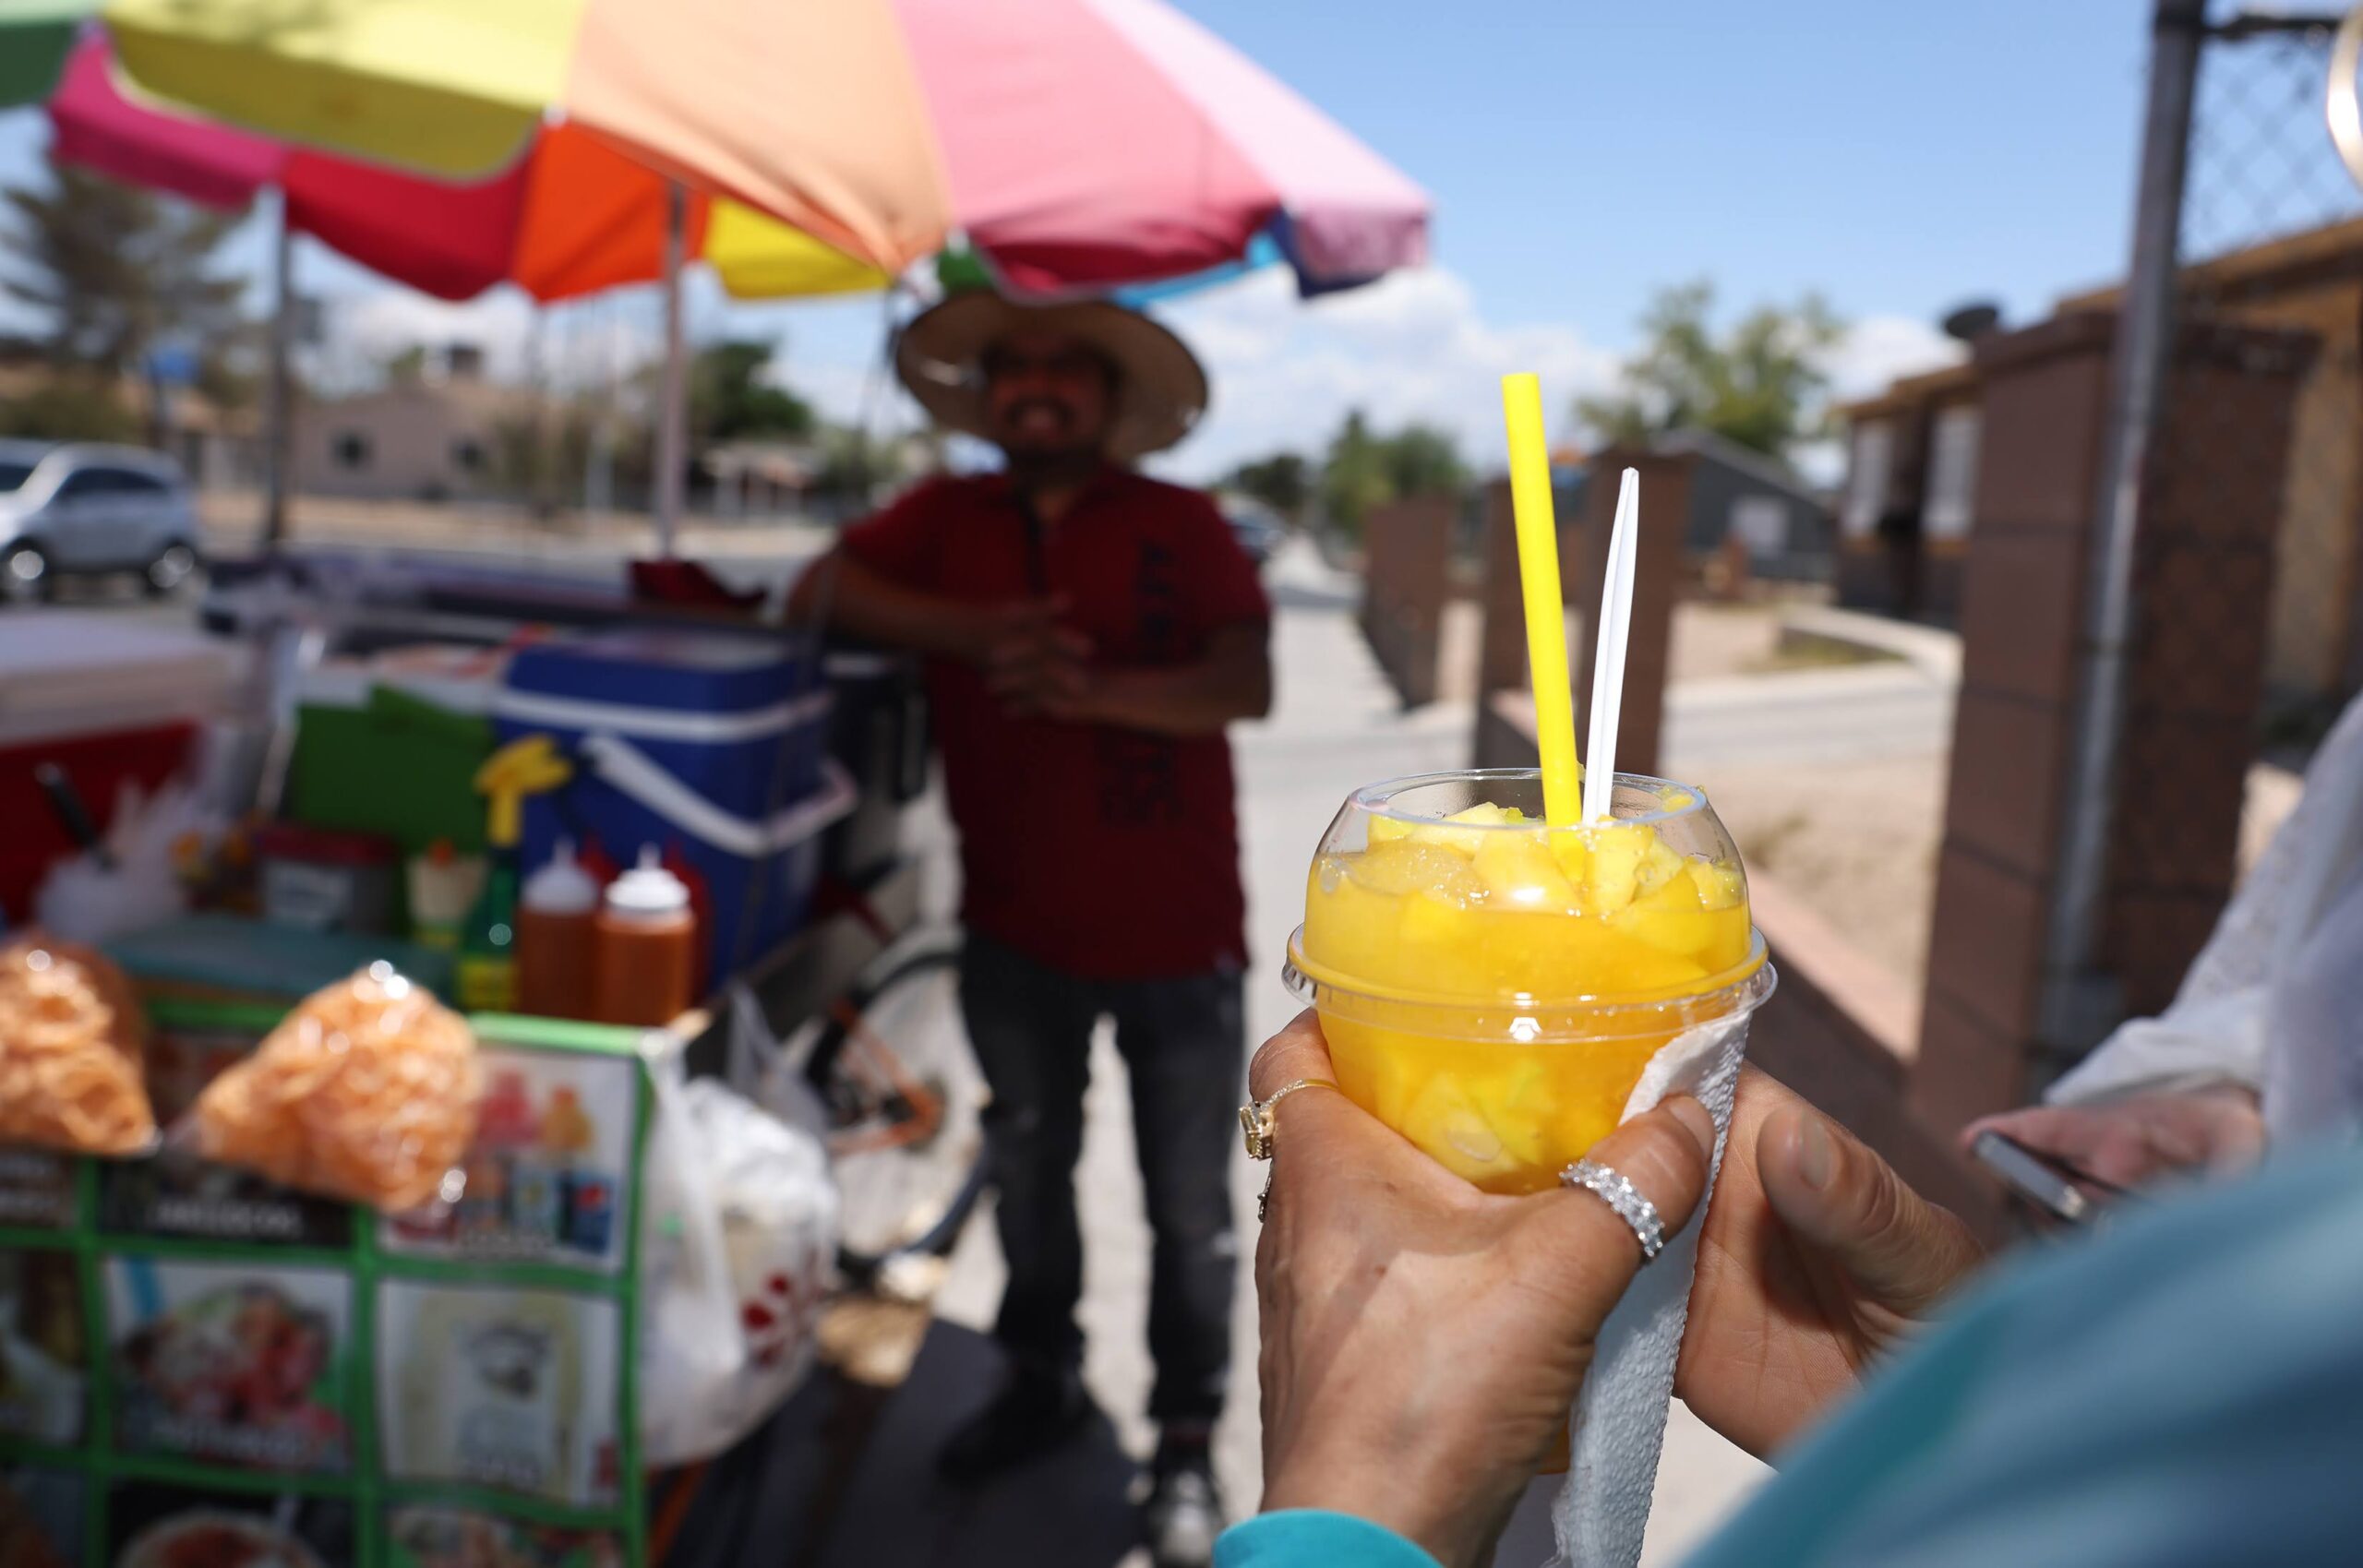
xmin=1288 ymin=770 xmax=1769 ymax=1195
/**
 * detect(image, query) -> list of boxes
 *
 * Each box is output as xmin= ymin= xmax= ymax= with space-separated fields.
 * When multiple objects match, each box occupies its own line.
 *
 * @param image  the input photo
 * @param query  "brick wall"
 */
xmin=1572 ymin=449 xmax=1691 ymax=780
xmin=1358 ymin=493 xmax=1456 ymax=708
xmin=1913 ymin=313 xmax=2319 ymax=1128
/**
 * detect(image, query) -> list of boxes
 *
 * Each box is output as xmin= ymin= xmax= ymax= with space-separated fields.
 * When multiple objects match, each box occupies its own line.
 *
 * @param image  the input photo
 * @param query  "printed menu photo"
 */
xmin=99 ymin=1023 xmax=351 ymax=1249
xmin=381 ymin=1049 xmax=636 ymax=1274
xmin=385 ymin=1505 xmax=625 ymax=1568
xmin=0 ymin=1250 xmax=84 ymax=1447
xmin=105 ymin=1480 xmax=355 ymax=1568
xmin=0 ymin=1466 xmax=82 ymax=1568
xmin=0 ymin=1152 xmax=77 ymax=1232
xmin=377 ymin=1281 xmax=620 ymax=1507
xmin=106 ymin=1258 xmax=353 ymax=1475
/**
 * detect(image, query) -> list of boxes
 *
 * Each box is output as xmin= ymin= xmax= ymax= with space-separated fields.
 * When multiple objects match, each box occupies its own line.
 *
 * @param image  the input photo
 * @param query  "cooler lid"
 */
xmin=0 ymin=613 xmax=236 ymax=745
xmin=504 ymin=628 xmax=811 ymax=715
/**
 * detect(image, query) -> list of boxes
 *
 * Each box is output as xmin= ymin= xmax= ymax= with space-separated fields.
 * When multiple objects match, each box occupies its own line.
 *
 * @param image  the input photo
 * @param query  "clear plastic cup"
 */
xmin=1286 ymin=769 xmax=1774 ymax=1195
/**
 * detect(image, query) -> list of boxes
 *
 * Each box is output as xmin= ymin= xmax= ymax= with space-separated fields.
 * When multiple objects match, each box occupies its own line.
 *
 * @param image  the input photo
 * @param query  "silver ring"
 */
xmin=1562 ymin=1158 xmax=1665 ymax=1262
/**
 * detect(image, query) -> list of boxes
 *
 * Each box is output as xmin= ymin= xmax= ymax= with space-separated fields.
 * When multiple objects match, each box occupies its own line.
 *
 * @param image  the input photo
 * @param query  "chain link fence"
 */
xmin=2180 ymin=14 xmax=2363 ymax=747
xmin=2090 ymin=10 xmax=2362 ymax=1015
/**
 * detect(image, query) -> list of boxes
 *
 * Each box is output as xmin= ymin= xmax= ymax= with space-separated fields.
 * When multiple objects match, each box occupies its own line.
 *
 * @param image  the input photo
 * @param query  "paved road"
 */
xmin=930 ymin=540 xmax=1770 ymax=1566
xmin=1664 ymin=663 xmax=1957 ymax=774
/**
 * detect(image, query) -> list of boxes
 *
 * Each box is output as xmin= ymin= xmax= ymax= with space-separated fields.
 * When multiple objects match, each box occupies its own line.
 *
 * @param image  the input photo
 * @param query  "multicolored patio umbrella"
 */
xmin=97 ymin=0 xmax=1431 ymax=297
xmin=48 ymin=36 xmax=887 ymax=305
xmin=33 ymin=0 xmax=1430 ymax=548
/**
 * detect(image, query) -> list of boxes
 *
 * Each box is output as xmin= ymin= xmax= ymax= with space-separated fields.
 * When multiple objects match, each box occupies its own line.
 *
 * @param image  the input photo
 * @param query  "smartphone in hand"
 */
xmin=1971 ymin=1131 xmax=2129 ymax=1227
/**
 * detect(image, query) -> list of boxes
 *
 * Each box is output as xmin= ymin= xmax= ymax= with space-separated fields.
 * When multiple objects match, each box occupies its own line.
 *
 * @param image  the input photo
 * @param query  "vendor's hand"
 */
xmin=968 ymin=599 xmax=1093 ymax=715
xmin=1679 ymin=1069 xmax=1985 ymax=1459
xmin=1961 ymin=1084 xmax=2265 ymax=1191
xmin=1252 ymin=1013 xmax=1716 ymax=1568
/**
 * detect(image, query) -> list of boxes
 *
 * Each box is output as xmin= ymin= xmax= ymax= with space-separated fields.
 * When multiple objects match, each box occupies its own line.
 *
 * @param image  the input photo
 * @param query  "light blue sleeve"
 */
xmin=1216 ymin=1509 xmax=1444 ymax=1567
xmin=1680 ymin=1143 xmax=2363 ymax=1567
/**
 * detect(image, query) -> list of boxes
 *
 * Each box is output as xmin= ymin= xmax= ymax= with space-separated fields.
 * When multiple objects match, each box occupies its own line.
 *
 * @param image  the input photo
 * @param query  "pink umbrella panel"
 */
xmin=889 ymin=0 xmax=1430 ymax=295
xmin=93 ymin=0 xmax=1431 ymax=300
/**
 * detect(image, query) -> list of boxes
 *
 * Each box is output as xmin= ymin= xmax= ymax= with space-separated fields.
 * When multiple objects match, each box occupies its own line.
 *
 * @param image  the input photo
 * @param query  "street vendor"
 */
xmin=787 ymin=292 xmax=1269 ymax=1564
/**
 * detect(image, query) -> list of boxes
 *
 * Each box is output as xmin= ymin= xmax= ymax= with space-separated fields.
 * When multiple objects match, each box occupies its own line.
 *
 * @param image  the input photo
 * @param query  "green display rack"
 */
xmin=0 ymin=1003 xmax=654 ymax=1568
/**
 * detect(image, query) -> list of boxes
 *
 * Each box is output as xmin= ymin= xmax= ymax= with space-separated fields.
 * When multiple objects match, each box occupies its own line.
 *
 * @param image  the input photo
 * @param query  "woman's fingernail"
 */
xmin=1795 ymin=1116 xmax=1834 ymax=1191
xmin=1667 ymin=1096 xmax=1715 ymax=1159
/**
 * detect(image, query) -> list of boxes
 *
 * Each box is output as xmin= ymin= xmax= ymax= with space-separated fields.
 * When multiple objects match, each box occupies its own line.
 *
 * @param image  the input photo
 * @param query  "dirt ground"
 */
xmin=1686 ymin=751 xmax=1949 ymax=987
xmin=1688 ymin=752 xmax=2305 ymax=997
xmin=1437 ymin=600 xmax=1851 ymax=707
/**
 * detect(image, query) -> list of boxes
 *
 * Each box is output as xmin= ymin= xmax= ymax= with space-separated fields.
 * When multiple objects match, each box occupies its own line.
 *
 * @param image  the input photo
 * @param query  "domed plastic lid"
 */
xmin=604 ymin=847 xmax=690 ymax=921
xmin=522 ymin=838 xmax=601 ymax=916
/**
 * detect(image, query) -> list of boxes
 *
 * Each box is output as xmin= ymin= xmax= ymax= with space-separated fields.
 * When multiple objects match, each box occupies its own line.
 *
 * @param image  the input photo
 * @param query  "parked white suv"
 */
xmin=0 ymin=441 xmax=203 ymax=602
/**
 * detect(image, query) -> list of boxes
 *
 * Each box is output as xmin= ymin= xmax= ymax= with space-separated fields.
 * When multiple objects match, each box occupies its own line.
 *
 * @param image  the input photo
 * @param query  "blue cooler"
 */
xmin=496 ymin=630 xmax=853 ymax=979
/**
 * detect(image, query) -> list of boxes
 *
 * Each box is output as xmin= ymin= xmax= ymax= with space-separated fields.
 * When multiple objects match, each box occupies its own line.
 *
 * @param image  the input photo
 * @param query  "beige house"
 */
xmin=294 ymin=354 xmax=532 ymax=503
xmin=1836 ymin=213 xmax=2363 ymax=708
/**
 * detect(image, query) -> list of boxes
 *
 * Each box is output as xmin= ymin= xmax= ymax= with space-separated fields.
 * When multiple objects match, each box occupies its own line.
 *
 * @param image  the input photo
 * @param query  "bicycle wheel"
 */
xmin=805 ymin=941 xmax=989 ymax=1283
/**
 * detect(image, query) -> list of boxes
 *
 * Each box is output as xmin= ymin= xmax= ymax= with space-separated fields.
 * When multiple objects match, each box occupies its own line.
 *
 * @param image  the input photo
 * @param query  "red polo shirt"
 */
xmin=840 ymin=468 xmax=1270 ymax=980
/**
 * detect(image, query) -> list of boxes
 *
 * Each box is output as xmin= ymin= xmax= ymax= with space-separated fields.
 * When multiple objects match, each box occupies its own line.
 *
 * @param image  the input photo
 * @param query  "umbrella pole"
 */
xmin=654 ymin=182 xmax=688 ymax=558
xmin=262 ymin=194 xmax=294 ymax=551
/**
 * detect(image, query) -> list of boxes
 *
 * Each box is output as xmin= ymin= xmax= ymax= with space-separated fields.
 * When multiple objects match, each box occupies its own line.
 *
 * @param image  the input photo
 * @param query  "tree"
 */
xmin=1383 ymin=424 xmax=1466 ymax=497
xmin=1224 ymin=452 xmax=1312 ymax=520
xmin=0 ymin=157 xmax=246 ymax=379
xmin=1318 ymin=412 xmax=1468 ymax=538
xmin=382 ymin=344 xmax=429 ymax=383
xmin=1320 ymin=412 xmax=1390 ymax=535
xmin=0 ymin=380 xmax=143 ymax=443
xmin=691 ymin=339 xmax=815 ymax=444
xmin=810 ymin=424 xmax=918 ymax=510
xmin=1575 ymin=281 xmax=1842 ymax=462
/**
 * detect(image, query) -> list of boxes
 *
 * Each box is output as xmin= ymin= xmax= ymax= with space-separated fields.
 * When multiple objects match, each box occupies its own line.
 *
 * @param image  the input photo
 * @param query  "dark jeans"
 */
xmin=959 ymin=934 xmax=1245 ymax=1425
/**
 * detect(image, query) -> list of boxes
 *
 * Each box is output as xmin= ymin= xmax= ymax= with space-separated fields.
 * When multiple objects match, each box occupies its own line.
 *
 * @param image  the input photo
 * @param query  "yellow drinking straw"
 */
xmin=1500 ymin=373 xmax=1581 ymax=828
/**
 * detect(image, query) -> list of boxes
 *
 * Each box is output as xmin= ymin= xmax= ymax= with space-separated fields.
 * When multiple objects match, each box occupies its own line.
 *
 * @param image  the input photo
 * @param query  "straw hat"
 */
xmin=894 ymin=292 xmax=1208 ymax=463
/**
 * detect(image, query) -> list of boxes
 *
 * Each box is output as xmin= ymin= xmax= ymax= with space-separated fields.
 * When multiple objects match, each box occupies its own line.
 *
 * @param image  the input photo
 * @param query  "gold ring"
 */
xmin=1240 ymin=1077 xmax=1337 ymax=1161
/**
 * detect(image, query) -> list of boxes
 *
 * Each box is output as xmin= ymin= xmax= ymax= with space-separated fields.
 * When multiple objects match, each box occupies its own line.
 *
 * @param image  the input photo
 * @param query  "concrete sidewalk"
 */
xmin=930 ymin=539 xmax=1766 ymax=1565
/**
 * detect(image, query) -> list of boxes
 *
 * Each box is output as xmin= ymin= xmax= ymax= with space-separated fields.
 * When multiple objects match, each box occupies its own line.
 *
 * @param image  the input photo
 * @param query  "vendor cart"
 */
xmin=0 ymin=551 xmax=994 ymax=1568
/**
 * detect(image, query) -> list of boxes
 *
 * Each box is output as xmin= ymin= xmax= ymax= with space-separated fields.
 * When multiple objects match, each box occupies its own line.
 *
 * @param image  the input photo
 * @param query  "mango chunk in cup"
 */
xmin=1286 ymin=771 xmax=1769 ymax=1196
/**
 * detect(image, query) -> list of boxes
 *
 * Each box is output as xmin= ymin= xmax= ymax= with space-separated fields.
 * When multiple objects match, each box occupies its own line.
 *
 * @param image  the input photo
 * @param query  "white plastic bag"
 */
xmin=725 ymin=981 xmax=833 ymax=1143
xmin=638 ymin=1037 xmax=839 ymax=1467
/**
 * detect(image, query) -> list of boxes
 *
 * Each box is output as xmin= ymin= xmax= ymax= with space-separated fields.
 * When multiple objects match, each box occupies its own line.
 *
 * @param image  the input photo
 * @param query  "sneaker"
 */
xmin=1144 ymin=1442 xmax=1224 ymax=1568
xmin=937 ymin=1365 xmax=1090 ymax=1484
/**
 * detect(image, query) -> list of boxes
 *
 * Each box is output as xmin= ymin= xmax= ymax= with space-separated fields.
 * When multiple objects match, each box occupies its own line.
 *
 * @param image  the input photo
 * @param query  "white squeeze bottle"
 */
xmin=515 ymin=839 xmax=601 ymax=1019
xmin=593 ymin=848 xmax=699 ymax=1026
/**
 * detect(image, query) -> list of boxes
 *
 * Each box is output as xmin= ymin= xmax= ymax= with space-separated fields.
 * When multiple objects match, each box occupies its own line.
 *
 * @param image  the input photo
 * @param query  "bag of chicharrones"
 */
xmin=0 ymin=935 xmax=157 ymax=1156
xmin=190 ymin=964 xmax=482 ymax=1211
xmin=639 ymin=1040 xmax=839 ymax=1467
xmin=0 ymin=933 xmax=157 ymax=1156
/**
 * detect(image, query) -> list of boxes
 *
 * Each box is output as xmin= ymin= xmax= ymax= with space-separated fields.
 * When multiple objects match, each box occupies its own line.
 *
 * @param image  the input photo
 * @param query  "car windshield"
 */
xmin=0 ymin=461 xmax=34 ymax=494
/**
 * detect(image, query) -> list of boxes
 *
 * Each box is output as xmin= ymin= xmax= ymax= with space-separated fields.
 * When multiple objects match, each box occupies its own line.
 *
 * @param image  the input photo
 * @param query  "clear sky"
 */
xmin=0 ymin=2 xmax=2157 ymax=480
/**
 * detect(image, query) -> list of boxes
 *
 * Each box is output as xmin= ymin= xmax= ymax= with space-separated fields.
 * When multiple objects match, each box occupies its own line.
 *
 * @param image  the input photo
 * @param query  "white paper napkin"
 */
xmin=1545 ymin=1011 xmax=1755 ymax=1568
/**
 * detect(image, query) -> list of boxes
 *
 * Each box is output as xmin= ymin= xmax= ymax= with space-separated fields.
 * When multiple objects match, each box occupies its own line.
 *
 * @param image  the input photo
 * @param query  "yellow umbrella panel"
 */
xmin=102 ymin=0 xmax=954 ymax=276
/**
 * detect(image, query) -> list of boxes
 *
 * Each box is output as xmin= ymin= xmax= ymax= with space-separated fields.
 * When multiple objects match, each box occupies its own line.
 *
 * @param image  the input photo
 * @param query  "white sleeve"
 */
xmin=2049 ymin=692 xmax=2363 ymax=1116
xmin=2044 ymin=988 xmax=2268 ymax=1106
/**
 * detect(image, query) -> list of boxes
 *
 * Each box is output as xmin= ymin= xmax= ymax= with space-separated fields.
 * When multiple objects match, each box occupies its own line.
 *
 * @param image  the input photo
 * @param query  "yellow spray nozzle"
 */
xmin=474 ymin=735 xmax=573 ymax=850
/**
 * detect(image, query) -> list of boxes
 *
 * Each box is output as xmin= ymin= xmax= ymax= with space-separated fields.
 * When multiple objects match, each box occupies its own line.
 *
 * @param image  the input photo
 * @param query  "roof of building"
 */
xmin=309 ymin=373 xmax=537 ymax=425
xmin=2058 ymin=213 xmax=2363 ymax=315
xmin=1830 ymin=358 xmax=1977 ymax=422
xmin=702 ymin=439 xmax=814 ymax=486
xmin=1649 ymin=426 xmax=1829 ymax=511
xmin=1840 ymin=213 xmax=2363 ymax=426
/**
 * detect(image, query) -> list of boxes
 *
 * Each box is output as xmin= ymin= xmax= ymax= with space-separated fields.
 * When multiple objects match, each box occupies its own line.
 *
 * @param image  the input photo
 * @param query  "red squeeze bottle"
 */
xmin=516 ymin=839 xmax=600 ymax=1019
xmin=593 ymin=848 xmax=699 ymax=1026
